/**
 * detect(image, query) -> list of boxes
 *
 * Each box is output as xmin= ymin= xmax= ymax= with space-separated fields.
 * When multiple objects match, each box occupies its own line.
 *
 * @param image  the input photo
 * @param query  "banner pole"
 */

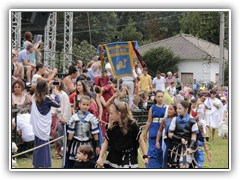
xmin=62 ymin=124 xmax=67 ymax=168
xmin=99 ymin=45 xmax=105 ymax=73
xmin=117 ymin=78 xmax=120 ymax=101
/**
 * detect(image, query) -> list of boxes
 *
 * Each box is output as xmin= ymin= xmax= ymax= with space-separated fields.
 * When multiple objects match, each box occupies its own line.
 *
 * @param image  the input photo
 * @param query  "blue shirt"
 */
xmin=88 ymin=68 xmax=101 ymax=82
xmin=23 ymin=41 xmax=36 ymax=64
xmin=18 ymin=49 xmax=31 ymax=64
xmin=37 ymin=96 xmax=60 ymax=115
xmin=193 ymin=82 xmax=200 ymax=91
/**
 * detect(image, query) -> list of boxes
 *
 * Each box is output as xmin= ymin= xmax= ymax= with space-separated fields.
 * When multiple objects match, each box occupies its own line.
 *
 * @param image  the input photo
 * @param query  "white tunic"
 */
xmin=197 ymin=103 xmax=205 ymax=121
xmin=30 ymin=98 xmax=52 ymax=141
xmin=204 ymin=97 xmax=223 ymax=128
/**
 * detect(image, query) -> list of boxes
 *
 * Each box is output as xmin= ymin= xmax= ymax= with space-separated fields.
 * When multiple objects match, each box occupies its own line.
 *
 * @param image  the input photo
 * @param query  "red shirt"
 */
xmin=69 ymin=92 xmax=77 ymax=104
xmin=94 ymin=75 xmax=110 ymax=87
xmin=191 ymin=109 xmax=197 ymax=117
xmin=102 ymin=84 xmax=115 ymax=102
xmin=69 ymin=92 xmax=98 ymax=117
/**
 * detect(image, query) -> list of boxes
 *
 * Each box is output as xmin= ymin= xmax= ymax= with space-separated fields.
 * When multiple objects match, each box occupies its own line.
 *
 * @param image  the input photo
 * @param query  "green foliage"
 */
xmin=180 ymin=12 xmax=229 ymax=46
xmin=50 ymin=39 xmax=96 ymax=72
xmin=120 ymin=18 xmax=143 ymax=42
xmin=115 ymin=12 xmax=149 ymax=39
xmin=72 ymin=12 xmax=119 ymax=47
xmin=224 ymin=12 xmax=229 ymax=49
xmin=15 ymin=129 xmax=228 ymax=169
xmin=24 ymin=11 xmax=228 ymax=49
xmin=25 ymin=11 xmax=229 ymax=76
xmin=54 ymin=12 xmax=183 ymax=48
xmin=115 ymin=12 xmax=182 ymax=43
xmin=142 ymin=47 xmax=180 ymax=77
xmin=72 ymin=40 xmax=97 ymax=62
xmin=144 ymin=12 xmax=182 ymax=41
xmin=224 ymin=61 xmax=229 ymax=86
xmin=138 ymin=39 xmax=153 ymax=46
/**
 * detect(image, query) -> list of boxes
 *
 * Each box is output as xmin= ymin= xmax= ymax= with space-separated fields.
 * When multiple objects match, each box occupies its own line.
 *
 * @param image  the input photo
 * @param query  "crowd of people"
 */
xmin=11 ymin=31 xmax=228 ymax=169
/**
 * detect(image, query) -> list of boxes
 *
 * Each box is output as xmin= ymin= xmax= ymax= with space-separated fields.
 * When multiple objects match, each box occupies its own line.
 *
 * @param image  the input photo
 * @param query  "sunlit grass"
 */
xmin=13 ymin=129 xmax=228 ymax=169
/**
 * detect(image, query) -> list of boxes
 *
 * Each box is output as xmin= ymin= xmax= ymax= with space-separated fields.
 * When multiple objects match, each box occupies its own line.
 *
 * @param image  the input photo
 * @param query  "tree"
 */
xmin=115 ymin=12 xmax=182 ymax=44
xmin=72 ymin=12 xmax=119 ymax=47
xmin=144 ymin=12 xmax=182 ymax=41
xmin=224 ymin=61 xmax=229 ymax=86
xmin=72 ymin=40 xmax=97 ymax=62
xmin=54 ymin=40 xmax=96 ymax=73
xmin=119 ymin=18 xmax=143 ymax=42
xmin=180 ymin=12 xmax=229 ymax=46
xmin=142 ymin=47 xmax=180 ymax=77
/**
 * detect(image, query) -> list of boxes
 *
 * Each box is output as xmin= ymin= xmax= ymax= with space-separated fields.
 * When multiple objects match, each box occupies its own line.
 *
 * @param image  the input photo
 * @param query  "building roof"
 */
xmin=137 ymin=34 xmax=228 ymax=61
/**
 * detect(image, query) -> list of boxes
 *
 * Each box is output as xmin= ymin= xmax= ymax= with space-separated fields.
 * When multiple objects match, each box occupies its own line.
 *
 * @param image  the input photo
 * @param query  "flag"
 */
xmin=104 ymin=41 xmax=134 ymax=79
xmin=131 ymin=41 xmax=148 ymax=69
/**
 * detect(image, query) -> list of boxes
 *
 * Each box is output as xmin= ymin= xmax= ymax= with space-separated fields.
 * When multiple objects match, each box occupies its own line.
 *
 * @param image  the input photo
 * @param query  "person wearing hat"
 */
xmin=165 ymin=71 xmax=176 ymax=88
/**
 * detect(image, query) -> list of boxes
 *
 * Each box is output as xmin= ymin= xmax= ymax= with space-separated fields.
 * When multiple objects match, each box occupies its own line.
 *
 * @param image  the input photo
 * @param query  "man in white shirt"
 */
xmin=15 ymin=114 xmax=34 ymax=158
xmin=152 ymin=71 xmax=166 ymax=92
xmin=121 ymin=70 xmax=137 ymax=109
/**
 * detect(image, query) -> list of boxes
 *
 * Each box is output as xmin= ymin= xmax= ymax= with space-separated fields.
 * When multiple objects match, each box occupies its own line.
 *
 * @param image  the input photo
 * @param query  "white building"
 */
xmin=137 ymin=34 xmax=229 ymax=85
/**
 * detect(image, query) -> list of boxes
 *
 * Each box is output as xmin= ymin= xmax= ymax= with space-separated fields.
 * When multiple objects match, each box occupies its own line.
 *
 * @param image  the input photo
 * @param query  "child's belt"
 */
xmin=152 ymin=118 xmax=163 ymax=123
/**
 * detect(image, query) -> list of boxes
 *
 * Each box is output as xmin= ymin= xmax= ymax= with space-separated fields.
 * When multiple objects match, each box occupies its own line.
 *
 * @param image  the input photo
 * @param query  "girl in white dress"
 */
xmin=197 ymin=94 xmax=207 ymax=135
xmin=204 ymin=89 xmax=223 ymax=141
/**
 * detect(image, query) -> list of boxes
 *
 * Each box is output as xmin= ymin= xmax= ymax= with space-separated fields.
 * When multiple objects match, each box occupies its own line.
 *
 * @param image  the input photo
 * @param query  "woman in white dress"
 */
xmin=204 ymin=89 xmax=223 ymax=141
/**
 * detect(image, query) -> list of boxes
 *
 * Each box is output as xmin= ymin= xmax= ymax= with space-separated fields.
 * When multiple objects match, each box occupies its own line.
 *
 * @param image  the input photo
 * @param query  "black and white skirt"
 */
xmin=105 ymin=148 xmax=139 ymax=168
xmin=68 ymin=138 xmax=92 ymax=161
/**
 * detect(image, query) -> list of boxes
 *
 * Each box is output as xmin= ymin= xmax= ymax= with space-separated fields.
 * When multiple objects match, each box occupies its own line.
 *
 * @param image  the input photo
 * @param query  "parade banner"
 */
xmin=104 ymin=41 xmax=134 ymax=79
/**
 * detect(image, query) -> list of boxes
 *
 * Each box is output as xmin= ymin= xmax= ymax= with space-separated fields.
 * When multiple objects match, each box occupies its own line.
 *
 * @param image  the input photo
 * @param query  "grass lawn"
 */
xmin=13 ymin=129 xmax=229 ymax=169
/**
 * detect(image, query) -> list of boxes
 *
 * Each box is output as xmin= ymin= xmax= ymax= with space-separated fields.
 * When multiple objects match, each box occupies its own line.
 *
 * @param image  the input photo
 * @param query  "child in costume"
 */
xmin=73 ymin=145 xmax=96 ymax=169
xmin=143 ymin=90 xmax=168 ymax=168
xmin=156 ymin=103 xmax=177 ymax=168
xmin=66 ymin=95 xmax=100 ymax=168
xmin=204 ymin=89 xmax=223 ymax=141
xmin=30 ymin=80 xmax=60 ymax=168
xmin=96 ymin=101 xmax=148 ymax=168
xmin=195 ymin=124 xmax=212 ymax=168
xmin=168 ymin=100 xmax=199 ymax=168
